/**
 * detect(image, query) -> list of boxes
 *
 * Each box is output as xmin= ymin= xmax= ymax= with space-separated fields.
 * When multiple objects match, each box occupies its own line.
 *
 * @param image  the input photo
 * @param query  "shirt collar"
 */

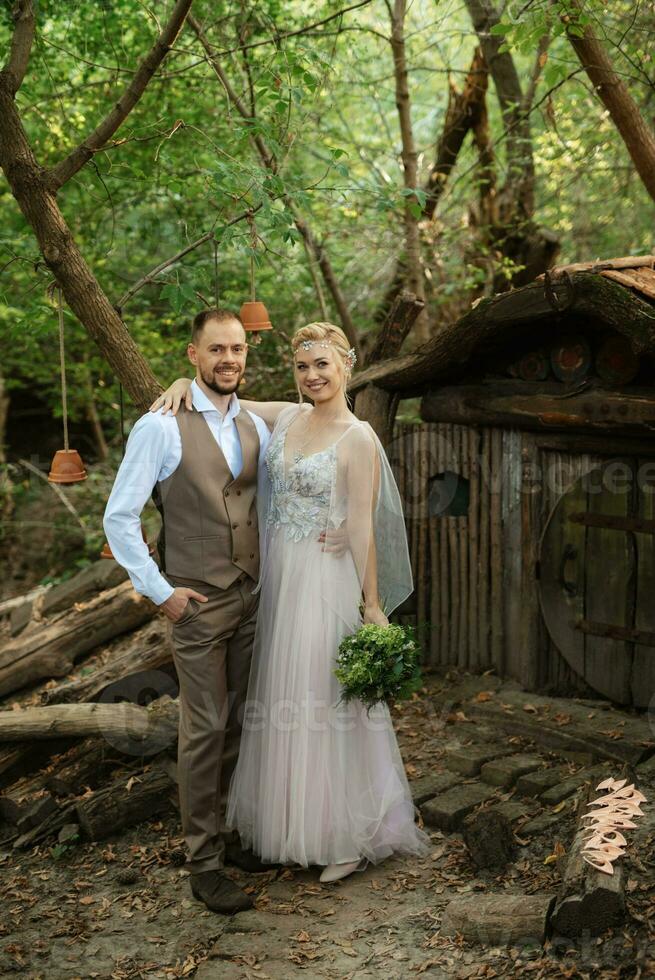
xmin=191 ymin=378 xmax=241 ymax=421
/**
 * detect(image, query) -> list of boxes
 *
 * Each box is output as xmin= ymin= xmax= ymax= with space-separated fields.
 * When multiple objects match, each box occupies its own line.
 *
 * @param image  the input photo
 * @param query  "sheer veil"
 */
xmin=254 ymin=404 xmax=413 ymax=620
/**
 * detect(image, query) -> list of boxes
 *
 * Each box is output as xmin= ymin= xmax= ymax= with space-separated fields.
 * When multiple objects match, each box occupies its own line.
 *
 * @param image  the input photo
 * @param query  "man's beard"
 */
xmin=200 ymin=366 xmax=242 ymax=394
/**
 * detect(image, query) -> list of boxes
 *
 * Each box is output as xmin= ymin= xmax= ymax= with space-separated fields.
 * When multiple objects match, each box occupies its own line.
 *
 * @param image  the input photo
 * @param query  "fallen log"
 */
xmin=0 ymin=738 xmax=74 ymax=791
xmin=41 ymin=559 xmax=128 ymax=618
xmin=75 ymin=763 xmax=176 ymax=841
xmin=6 ymin=562 xmax=127 ymax=637
xmin=0 ymin=581 xmax=157 ymax=698
xmin=549 ymin=773 xmax=629 ymax=938
xmin=13 ymin=799 xmax=81 ymax=850
xmin=0 ymin=694 xmax=179 ymax=757
xmin=0 ymin=738 xmax=125 ymax=825
xmin=41 ymin=618 xmax=175 ymax=706
xmin=441 ymin=893 xmax=554 ymax=946
xmin=0 ymin=585 xmax=49 ymax=619
xmin=9 ymin=763 xmax=175 ymax=847
xmin=9 ymin=559 xmax=127 ymax=636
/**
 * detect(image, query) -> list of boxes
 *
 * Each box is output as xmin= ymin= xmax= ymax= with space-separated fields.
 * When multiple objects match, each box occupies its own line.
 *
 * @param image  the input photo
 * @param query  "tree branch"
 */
xmin=48 ymin=0 xmax=194 ymax=190
xmin=116 ymin=206 xmax=259 ymax=309
xmin=190 ymin=13 xmax=275 ymax=170
xmin=207 ymin=0 xmax=375 ymax=58
xmin=189 ymin=13 xmax=361 ymax=356
xmin=1 ymin=0 xmax=36 ymax=95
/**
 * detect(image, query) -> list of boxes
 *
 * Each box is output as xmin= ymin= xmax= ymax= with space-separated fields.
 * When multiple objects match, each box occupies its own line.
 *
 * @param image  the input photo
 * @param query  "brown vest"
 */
xmin=154 ymin=405 xmax=260 ymax=588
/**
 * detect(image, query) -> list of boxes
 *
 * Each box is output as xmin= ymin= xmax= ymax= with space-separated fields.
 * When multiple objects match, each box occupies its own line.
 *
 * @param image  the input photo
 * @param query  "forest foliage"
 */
xmin=0 ymin=0 xmax=653 ymax=445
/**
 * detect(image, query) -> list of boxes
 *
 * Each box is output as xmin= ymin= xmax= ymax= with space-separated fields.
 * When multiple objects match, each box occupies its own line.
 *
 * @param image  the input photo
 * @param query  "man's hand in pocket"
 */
xmin=161 ymin=587 xmax=208 ymax=623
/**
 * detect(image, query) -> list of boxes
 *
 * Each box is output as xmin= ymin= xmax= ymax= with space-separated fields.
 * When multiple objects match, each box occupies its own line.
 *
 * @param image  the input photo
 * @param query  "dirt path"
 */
xmin=2 ymin=673 xmax=654 ymax=979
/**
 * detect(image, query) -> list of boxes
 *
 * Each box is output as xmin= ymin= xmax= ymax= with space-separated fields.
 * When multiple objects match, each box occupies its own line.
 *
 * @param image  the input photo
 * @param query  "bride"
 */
xmin=155 ymin=321 xmax=429 ymax=882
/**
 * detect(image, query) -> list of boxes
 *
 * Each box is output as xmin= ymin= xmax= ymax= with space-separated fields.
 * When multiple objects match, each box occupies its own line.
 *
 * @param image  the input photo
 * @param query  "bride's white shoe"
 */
xmin=319 ymin=858 xmax=367 ymax=883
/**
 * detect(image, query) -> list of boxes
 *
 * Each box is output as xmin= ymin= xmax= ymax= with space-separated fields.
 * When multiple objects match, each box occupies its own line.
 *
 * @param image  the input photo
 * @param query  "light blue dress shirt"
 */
xmin=103 ymin=380 xmax=271 ymax=605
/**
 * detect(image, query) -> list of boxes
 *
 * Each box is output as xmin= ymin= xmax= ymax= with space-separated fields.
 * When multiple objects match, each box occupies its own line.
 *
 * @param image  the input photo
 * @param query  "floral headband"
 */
xmin=297 ymin=339 xmax=357 ymax=371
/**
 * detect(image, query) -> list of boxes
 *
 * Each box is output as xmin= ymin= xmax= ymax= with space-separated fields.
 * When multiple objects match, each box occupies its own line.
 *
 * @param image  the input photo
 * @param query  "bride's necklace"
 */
xmin=291 ymin=409 xmax=342 ymax=464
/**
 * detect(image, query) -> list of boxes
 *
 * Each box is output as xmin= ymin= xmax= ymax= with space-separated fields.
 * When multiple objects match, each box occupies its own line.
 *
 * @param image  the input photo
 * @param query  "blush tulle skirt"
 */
xmin=225 ymin=527 xmax=430 ymax=867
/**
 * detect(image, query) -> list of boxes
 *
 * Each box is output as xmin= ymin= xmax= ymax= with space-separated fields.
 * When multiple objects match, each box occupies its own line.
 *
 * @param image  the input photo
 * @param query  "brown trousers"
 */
xmin=168 ymin=571 xmax=258 ymax=875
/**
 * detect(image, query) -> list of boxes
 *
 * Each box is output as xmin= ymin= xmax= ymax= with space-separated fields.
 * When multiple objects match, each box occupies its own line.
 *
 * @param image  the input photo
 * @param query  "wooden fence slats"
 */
xmin=390 ymin=421 xmax=614 ymax=697
xmin=468 ymin=427 xmax=480 ymax=671
xmin=458 ymin=424 xmax=469 ymax=668
xmin=478 ymin=427 xmax=491 ymax=667
xmin=490 ymin=428 xmax=504 ymax=674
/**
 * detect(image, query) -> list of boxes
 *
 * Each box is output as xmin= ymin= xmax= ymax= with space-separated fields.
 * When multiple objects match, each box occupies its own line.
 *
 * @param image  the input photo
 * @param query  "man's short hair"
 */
xmin=191 ymin=308 xmax=244 ymax=344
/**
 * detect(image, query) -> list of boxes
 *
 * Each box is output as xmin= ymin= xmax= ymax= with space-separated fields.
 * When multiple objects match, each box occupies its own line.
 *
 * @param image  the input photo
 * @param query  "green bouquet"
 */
xmin=334 ymin=623 xmax=423 ymax=710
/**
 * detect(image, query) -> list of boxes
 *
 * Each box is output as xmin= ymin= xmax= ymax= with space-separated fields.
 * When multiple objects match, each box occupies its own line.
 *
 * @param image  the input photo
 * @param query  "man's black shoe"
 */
xmin=189 ymin=870 xmax=254 ymax=913
xmin=224 ymin=842 xmax=276 ymax=873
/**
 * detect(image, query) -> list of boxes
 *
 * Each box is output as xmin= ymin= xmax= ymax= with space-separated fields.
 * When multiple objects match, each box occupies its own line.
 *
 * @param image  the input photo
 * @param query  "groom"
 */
xmin=104 ymin=309 xmax=276 ymax=914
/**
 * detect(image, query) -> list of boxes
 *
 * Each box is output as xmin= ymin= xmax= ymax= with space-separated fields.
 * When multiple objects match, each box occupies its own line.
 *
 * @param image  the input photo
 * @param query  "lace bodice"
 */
xmin=265 ymin=421 xmax=338 ymax=542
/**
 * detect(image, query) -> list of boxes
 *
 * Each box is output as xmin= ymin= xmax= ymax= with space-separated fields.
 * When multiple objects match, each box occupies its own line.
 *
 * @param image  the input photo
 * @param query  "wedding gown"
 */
xmin=225 ymin=405 xmax=430 ymax=867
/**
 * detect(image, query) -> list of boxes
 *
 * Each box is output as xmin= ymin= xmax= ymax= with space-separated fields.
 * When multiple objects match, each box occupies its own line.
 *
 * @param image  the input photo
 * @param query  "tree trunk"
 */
xmin=424 ymin=48 xmax=488 ymax=222
xmin=0 ymin=89 xmax=161 ymax=412
xmin=375 ymin=49 xmax=489 ymax=326
xmin=389 ymin=0 xmax=427 ymax=343
xmin=464 ymin=0 xmax=560 ymax=290
xmin=0 ymin=1 xmax=194 ymax=412
xmin=352 ymin=291 xmax=424 ymax=444
xmin=464 ymin=0 xmax=533 ymax=215
xmin=0 ymin=369 xmax=8 ymax=464
xmin=565 ymin=7 xmax=655 ymax=204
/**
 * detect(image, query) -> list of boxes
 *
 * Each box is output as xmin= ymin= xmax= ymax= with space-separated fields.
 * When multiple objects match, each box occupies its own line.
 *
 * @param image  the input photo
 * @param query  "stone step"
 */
xmin=464 ymin=690 xmax=652 ymax=765
xmin=421 ymin=782 xmax=498 ymax=832
xmin=492 ymin=799 xmax=533 ymax=824
xmin=539 ymin=763 xmax=611 ymax=805
xmin=409 ymin=772 xmax=459 ymax=806
xmin=480 ymin=754 xmax=544 ymax=789
xmin=444 ymin=744 xmax=513 ymax=778
xmin=516 ymin=766 xmax=570 ymax=798
xmin=520 ymin=810 xmax=563 ymax=837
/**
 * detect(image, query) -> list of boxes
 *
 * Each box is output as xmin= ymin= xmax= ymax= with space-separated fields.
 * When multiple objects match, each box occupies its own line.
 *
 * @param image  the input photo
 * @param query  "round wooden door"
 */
xmin=539 ymin=460 xmax=655 ymax=707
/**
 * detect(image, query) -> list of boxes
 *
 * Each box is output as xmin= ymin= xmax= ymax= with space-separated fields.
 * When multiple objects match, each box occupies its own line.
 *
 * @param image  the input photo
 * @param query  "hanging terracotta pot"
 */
xmin=240 ymin=300 xmax=272 ymax=332
xmin=48 ymin=448 xmax=87 ymax=484
xmin=100 ymin=524 xmax=154 ymax=560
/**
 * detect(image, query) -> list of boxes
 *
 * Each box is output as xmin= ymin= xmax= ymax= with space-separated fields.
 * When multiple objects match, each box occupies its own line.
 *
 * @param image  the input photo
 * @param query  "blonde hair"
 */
xmin=291 ymin=322 xmax=355 ymax=403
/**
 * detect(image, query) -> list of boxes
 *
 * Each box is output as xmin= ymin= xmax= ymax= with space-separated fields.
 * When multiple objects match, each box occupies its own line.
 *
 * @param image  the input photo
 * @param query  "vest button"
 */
xmin=247 ymin=520 xmax=252 ymax=526
xmin=236 ymin=490 xmax=241 ymax=496
xmin=232 ymin=523 xmax=239 ymax=529
xmin=233 ymin=556 xmax=239 ymax=562
xmin=225 ymin=490 xmax=230 ymax=497
xmin=250 ymin=553 xmax=255 ymax=559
